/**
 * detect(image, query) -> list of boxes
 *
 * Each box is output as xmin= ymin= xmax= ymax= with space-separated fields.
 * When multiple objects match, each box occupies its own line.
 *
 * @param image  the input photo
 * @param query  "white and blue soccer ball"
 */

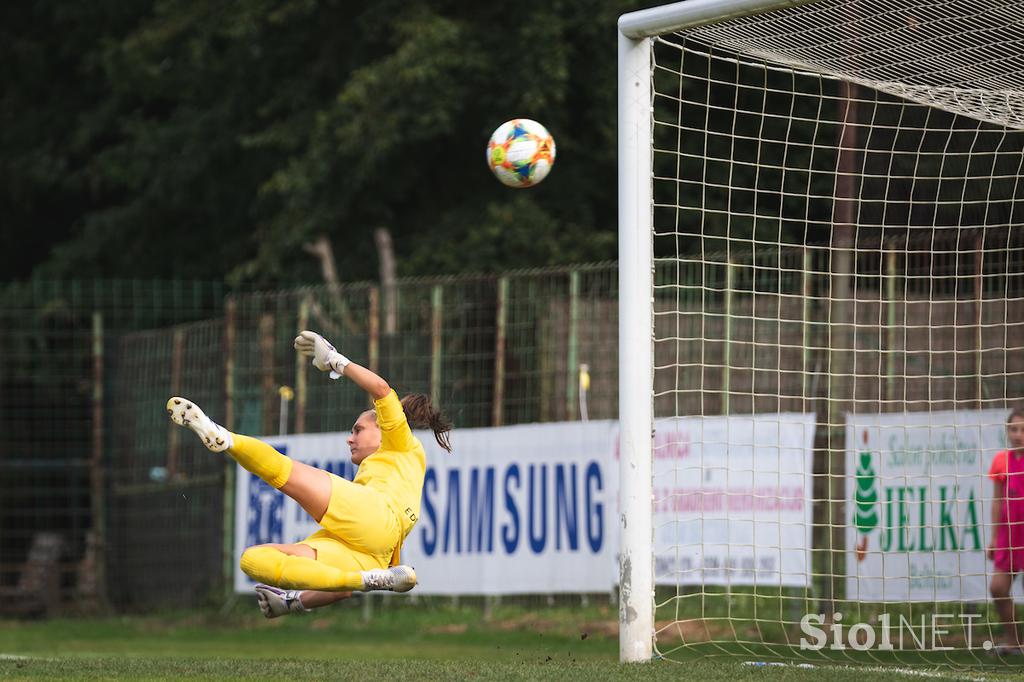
xmin=486 ymin=119 xmax=556 ymax=188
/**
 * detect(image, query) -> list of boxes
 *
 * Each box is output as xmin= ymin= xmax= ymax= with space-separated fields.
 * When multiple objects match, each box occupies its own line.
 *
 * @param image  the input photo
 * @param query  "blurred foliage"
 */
xmin=0 ymin=0 xmax=637 ymax=285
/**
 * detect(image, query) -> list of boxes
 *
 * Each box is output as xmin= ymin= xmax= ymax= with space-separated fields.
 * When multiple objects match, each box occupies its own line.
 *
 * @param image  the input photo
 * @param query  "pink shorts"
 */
xmin=992 ymin=543 xmax=1024 ymax=574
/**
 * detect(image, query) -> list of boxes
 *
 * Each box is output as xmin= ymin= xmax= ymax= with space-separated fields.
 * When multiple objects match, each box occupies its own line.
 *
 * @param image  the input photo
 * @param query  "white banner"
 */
xmin=845 ymin=409 xmax=1010 ymax=602
xmin=233 ymin=414 xmax=816 ymax=594
xmin=403 ymin=421 xmax=617 ymax=595
xmin=233 ymin=422 xmax=619 ymax=595
xmin=649 ymin=413 xmax=816 ymax=587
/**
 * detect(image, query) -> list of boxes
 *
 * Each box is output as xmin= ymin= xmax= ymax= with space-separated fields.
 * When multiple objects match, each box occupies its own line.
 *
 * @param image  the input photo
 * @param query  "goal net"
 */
xmin=618 ymin=0 xmax=1024 ymax=668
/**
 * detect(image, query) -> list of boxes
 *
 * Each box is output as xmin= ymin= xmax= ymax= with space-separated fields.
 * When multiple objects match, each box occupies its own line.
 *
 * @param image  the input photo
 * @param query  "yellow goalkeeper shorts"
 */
xmin=299 ymin=472 xmax=402 ymax=569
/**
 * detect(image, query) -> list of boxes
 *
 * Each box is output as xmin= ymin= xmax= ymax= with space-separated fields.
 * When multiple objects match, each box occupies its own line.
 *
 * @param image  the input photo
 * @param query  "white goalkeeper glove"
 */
xmin=294 ymin=330 xmax=350 ymax=379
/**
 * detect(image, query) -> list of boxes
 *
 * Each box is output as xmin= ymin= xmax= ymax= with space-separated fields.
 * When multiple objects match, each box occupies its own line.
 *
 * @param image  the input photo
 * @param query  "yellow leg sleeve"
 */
xmin=240 ymin=546 xmax=364 ymax=591
xmin=227 ymin=434 xmax=293 ymax=489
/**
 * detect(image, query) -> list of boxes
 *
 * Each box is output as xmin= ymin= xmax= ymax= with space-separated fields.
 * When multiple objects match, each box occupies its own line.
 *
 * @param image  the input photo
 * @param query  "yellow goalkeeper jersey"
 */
xmin=353 ymin=390 xmax=426 ymax=539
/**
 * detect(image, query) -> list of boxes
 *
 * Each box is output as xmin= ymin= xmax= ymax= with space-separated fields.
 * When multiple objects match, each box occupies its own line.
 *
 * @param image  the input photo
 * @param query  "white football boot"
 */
xmin=165 ymin=397 xmax=233 ymax=452
xmin=359 ymin=565 xmax=417 ymax=593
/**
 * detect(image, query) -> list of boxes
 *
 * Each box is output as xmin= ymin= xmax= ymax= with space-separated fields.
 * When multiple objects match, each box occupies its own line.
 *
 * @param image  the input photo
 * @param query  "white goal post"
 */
xmin=618 ymin=0 xmax=1024 ymax=666
xmin=618 ymin=1 xmax=810 ymax=662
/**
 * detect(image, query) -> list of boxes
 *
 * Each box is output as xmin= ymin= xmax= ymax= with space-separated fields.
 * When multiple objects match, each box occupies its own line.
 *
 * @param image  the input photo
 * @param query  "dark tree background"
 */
xmin=1 ymin=0 xmax=643 ymax=285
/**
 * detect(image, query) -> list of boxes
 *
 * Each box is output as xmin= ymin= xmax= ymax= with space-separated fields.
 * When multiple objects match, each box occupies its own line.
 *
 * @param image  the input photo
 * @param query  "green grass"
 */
xmin=9 ymin=657 xmax=1003 ymax=681
xmin=0 ymin=601 xmax=1021 ymax=680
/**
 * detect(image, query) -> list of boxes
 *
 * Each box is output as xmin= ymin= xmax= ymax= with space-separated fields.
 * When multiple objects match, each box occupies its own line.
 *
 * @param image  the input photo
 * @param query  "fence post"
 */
xmin=825 ymin=80 xmax=858 ymax=614
xmin=483 ymin=274 xmax=507 ymax=614
xmin=492 ymin=277 xmax=508 ymax=426
xmin=168 ymin=328 xmax=185 ymax=478
xmin=488 ymin=277 xmax=508 ymax=618
xmin=89 ymin=311 xmax=109 ymax=609
xmin=225 ymin=298 xmax=236 ymax=430
xmin=723 ymin=260 xmax=735 ymax=415
xmin=259 ymin=313 xmax=275 ymax=435
xmin=295 ymin=296 xmax=310 ymax=434
xmin=369 ymin=287 xmax=380 ymax=374
xmin=886 ymin=248 xmax=897 ymax=409
xmin=223 ymin=297 xmax=237 ymax=599
xmin=566 ymin=270 xmax=580 ymax=420
xmin=539 ymin=278 xmax=553 ymax=421
xmin=431 ymin=285 xmax=443 ymax=407
xmin=975 ymin=235 xmax=984 ymax=409
xmin=802 ymin=249 xmax=813 ymax=412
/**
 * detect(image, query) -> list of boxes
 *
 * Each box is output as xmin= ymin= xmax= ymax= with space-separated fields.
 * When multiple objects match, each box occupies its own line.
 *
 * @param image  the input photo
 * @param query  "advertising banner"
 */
xmin=846 ymin=409 xmax=1010 ymax=602
xmin=649 ymin=413 xmax=816 ymax=587
xmin=403 ymin=421 xmax=617 ymax=595
xmin=234 ymin=414 xmax=815 ymax=594
xmin=234 ymin=422 xmax=618 ymax=595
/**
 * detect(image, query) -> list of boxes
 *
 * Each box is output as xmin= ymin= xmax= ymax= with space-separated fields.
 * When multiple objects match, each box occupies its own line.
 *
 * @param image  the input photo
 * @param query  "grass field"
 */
xmin=1 ymin=600 xmax=1021 ymax=680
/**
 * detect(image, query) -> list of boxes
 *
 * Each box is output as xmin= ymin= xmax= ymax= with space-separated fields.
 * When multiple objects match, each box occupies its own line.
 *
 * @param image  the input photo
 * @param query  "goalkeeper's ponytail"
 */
xmin=401 ymin=393 xmax=453 ymax=453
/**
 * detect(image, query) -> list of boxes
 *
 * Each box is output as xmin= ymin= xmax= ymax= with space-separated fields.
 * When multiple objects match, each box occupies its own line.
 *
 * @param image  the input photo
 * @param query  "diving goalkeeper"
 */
xmin=166 ymin=330 xmax=452 ymax=617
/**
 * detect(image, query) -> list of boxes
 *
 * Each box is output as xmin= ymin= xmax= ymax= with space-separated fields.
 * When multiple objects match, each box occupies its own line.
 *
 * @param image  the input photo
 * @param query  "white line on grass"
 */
xmin=0 ymin=653 xmax=53 ymax=661
xmin=828 ymin=664 xmax=991 ymax=681
xmin=744 ymin=661 xmax=994 ymax=681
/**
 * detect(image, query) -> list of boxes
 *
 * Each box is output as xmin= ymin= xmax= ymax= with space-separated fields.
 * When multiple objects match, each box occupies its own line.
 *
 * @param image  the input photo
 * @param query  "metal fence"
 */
xmin=3 ymin=241 xmax=1024 ymax=612
xmin=0 ymin=266 xmax=620 ymax=611
xmin=0 ymin=280 xmax=226 ymax=613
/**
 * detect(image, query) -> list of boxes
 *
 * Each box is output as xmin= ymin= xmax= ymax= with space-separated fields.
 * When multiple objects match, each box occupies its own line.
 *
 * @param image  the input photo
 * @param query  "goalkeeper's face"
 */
xmin=347 ymin=411 xmax=382 ymax=465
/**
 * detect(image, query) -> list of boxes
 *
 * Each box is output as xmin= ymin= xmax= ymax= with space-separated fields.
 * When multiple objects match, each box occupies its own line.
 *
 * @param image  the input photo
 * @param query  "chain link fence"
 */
xmin=3 ymin=242 xmax=1023 ymax=613
xmin=0 ymin=280 xmax=226 ymax=613
xmin=0 ymin=266 xmax=618 ymax=611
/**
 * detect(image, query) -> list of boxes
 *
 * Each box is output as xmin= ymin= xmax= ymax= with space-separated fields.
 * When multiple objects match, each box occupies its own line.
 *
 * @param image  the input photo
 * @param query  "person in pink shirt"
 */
xmin=988 ymin=406 xmax=1024 ymax=653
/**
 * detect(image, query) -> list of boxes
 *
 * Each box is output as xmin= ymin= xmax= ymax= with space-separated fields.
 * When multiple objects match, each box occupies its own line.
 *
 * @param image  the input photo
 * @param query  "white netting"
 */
xmin=646 ymin=0 xmax=1024 ymax=669
xmin=688 ymin=0 xmax=1024 ymax=130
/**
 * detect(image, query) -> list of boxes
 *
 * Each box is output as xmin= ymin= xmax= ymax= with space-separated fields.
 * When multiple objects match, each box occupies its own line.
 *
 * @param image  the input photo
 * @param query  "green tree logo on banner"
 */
xmin=853 ymin=430 xmax=878 ymax=561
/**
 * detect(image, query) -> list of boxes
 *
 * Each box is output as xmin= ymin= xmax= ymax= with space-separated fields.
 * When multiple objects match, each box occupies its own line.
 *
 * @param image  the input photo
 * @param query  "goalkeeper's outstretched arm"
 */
xmin=293 ymin=330 xmax=390 ymax=400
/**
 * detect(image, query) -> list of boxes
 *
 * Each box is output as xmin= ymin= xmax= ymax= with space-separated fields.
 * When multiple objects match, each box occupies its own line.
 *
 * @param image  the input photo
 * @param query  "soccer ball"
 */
xmin=486 ymin=119 xmax=556 ymax=188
